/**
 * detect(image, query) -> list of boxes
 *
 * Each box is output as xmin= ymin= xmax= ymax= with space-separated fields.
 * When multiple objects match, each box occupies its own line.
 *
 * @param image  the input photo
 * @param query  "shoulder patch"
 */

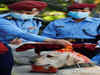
xmin=3 ymin=16 xmax=16 ymax=20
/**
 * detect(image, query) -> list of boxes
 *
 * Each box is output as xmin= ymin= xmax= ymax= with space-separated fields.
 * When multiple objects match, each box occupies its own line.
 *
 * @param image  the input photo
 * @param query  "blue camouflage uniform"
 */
xmin=0 ymin=13 xmax=47 ymax=44
xmin=42 ymin=17 xmax=100 ymax=65
xmin=0 ymin=13 xmax=47 ymax=75
xmin=42 ymin=17 xmax=100 ymax=43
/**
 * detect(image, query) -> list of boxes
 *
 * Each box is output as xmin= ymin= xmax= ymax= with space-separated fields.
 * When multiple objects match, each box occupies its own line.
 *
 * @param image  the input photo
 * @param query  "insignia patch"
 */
xmin=56 ymin=26 xmax=64 ymax=28
xmin=28 ymin=26 xmax=36 ymax=30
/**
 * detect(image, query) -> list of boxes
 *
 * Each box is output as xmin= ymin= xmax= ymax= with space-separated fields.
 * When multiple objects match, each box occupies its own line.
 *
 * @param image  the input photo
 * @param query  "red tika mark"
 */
xmin=56 ymin=44 xmax=90 ymax=63
xmin=56 ymin=45 xmax=73 ymax=53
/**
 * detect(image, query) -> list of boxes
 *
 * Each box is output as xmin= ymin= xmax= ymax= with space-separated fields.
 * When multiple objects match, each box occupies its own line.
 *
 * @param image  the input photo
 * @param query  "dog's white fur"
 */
xmin=34 ymin=51 xmax=90 ymax=68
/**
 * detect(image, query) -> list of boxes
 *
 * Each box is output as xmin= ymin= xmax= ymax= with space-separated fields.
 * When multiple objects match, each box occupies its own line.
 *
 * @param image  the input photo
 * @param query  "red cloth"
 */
xmin=72 ymin=43 xmax=96 ymax=51
xmin=0 ymin=42 xmax=8 ymax=54
xmin=16 ymin=43 xmax=64 ymax=52
xmin=67 ymin=3 xmax=96 ymax=11
xmin=16 ymin=43 xmax=97 ymax=53
xmin=31 ymin=65 xmax=57 ymax=73
xmin=56 ymin=45 xmax=91 ymax=63
xmin=8 ymin=1 xmax=47 ymax=11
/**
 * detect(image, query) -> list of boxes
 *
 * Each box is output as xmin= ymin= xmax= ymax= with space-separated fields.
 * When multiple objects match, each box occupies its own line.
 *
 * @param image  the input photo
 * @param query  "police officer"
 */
xmin=0 ymin=2 xmax=14 ymax=75
xmin=42 ymin=3 xmax=98 ymax=41
xmin=41 ymin=3 xmax=100 ymax=64
xmin=0 ymin=1 xmax=71 ymax=75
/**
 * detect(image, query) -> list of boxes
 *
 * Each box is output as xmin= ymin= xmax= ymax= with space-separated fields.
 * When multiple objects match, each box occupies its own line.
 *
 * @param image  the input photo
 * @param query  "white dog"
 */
xmin=34 ymin=51 xmax=92 ymax=68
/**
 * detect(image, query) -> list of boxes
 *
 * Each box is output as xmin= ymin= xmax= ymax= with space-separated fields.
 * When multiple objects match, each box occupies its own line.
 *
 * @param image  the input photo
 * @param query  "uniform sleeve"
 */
xmin=0 ymin=19 xmax=48 ymax=42
xmin=41 ymin=21 xmax=56 ymax=39
xmin=94 ymin=18 xmax=100 ymax=34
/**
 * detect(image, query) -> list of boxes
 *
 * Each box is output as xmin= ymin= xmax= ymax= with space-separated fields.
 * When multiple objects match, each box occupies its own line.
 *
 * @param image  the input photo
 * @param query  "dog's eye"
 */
xmin=47 ymin=55 xmax=53 ymax=58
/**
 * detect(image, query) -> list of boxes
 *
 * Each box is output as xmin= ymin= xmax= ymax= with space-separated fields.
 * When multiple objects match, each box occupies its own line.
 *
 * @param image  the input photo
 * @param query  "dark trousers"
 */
xmin=0 ymin=44 xmax=14 ymax=75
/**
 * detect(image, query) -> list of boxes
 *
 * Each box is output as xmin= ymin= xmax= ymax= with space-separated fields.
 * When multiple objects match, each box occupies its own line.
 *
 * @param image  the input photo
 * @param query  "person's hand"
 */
xmin=10 ymin=38 xmax=22 ymax=45
xmin=44 ymin=39 xmax=72 ymax=48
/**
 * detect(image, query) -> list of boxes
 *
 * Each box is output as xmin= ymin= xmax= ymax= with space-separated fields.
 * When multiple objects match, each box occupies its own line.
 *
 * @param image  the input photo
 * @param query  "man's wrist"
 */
xmin=44 ymin=38 xmax=56 ymax=42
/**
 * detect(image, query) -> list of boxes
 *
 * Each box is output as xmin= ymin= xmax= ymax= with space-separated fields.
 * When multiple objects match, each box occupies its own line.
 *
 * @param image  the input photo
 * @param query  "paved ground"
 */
xmin=13 ymin=65 xmax=56 ymax=75
xmin=13 ymin=65 xmax=100 ymax=75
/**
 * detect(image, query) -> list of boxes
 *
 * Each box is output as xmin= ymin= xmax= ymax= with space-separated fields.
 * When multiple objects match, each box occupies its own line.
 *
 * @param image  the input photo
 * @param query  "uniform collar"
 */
xmin=84 ymin=17 xmax=94 ymax=22
xmin=64 ymin=17 xmax=94 ymax=23
xmin=63 ymin=17 xmax=74 ymax=22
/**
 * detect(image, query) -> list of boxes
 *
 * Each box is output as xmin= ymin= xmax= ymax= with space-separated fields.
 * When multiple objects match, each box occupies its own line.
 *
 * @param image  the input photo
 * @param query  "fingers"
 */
xmin=10 ymin=38 xmax=22 ymax=45
xmin=44 ymin=39 xmax=72 ymax=48
xmin=59 ymin=39 xmax=72 ymax=45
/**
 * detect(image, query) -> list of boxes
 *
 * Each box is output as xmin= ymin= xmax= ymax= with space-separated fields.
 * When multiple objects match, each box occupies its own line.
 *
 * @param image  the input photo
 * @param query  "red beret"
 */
xmin=67 ymin=3 xmax=96 ymax=11
xmin=8 ymin=1 xmax=47 ymax=11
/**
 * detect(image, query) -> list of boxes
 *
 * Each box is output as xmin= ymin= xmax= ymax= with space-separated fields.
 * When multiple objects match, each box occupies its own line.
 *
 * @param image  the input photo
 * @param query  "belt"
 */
xmin=62 ymin=38 xmax=96 ymax=43
xmin=59 ymin=63 xmax=95 ymax=69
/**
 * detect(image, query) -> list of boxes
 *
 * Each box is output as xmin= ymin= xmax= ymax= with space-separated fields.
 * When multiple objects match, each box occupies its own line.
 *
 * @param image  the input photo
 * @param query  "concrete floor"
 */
xmin=13 ymin=65 xmax=56 ymax=75
xmin=13 ymin=65 xmax=100 ymax=75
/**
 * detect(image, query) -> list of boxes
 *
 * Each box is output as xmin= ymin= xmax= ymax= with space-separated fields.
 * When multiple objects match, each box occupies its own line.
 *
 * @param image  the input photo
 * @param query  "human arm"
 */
xmin=0 ymin=19 xmax=71 ymax=47
xmin=0 ymin=19 xmax=48 ymax=42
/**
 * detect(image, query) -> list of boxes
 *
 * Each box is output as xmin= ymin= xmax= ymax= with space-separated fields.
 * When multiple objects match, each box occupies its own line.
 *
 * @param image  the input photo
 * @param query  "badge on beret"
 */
xmin=84 ymin=8 xmax=90 ymax=10
xmin=32 ymin=8 xmax=38 ymax=11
